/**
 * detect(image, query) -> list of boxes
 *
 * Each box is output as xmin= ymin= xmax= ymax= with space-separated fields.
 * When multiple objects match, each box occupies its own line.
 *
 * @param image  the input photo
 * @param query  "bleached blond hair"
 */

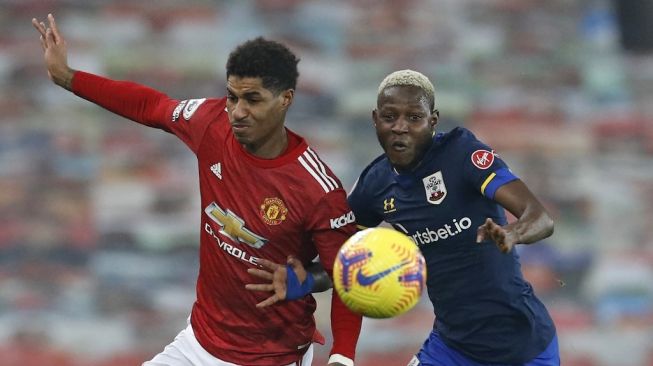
xmin=377 ymin=69 xmax=435 ymax=111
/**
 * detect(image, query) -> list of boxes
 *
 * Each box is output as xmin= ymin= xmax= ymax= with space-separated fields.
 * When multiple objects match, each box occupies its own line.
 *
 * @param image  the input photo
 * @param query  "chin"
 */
xmin=233 ymin=134 xmax=250 ymax=144
xmin=386 ymin=152 xmax=410 ymax=167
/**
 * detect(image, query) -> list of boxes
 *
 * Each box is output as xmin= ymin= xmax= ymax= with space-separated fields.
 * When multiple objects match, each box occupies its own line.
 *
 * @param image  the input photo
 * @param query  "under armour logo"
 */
xmin=383 ymin=198 xmax=396 ymax=213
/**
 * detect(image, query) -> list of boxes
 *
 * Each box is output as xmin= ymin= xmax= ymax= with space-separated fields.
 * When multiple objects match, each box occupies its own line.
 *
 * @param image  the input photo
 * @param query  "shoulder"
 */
xmin=350 ymin=153 xmax=390 ymax=197
xmin=171 ymin=97 xmax=227 ymax=123
xmin=294 ymin=145 xmax=345 ymax=197
xmin=437 ymin=127 xmax=481 ymax=147
xmin=434 ymin=127 xmax=490 ymax=160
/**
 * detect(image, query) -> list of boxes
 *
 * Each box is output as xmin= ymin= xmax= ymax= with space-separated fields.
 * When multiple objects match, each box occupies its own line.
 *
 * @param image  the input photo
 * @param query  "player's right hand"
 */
xmin=245 ymin=256 xmax=309 ymax=308
xmin=32 ymin=13 xmax=74 ymax=90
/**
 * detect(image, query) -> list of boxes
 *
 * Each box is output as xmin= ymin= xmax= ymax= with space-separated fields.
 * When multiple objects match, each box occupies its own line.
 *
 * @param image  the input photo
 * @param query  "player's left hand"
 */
xmin=476 ymin=218 xmax=519 ymax=253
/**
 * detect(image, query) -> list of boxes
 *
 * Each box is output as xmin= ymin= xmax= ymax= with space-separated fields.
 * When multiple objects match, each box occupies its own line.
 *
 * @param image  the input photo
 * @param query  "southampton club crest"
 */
xmin=422 ymin=171 xmax=447 ymax=205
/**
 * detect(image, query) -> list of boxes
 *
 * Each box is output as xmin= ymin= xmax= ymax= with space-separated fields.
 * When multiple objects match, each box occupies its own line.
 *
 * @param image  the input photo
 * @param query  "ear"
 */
xmin=430 ymin=109 xmax=440 ymax=129
xmin=372 ymin=109 xmax=379 ymax=127
xmin=281 ymin=89 xmax=294 ymax=108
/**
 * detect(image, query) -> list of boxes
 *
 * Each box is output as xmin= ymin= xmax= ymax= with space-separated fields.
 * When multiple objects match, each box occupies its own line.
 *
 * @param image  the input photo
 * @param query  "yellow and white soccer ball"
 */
xmin=333 ymin=227 xmax=427 ymax=318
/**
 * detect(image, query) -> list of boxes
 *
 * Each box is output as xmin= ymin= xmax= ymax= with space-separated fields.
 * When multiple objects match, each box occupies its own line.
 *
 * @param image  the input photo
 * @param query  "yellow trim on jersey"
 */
xmin=480 ymin=172 xmax=497 ymax=196
xmin=356 ymin=224 xmax=368 ymax=230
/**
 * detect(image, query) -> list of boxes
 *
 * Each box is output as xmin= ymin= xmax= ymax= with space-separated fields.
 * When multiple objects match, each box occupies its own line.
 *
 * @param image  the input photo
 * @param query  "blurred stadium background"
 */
xmin=1 ymin=0 xmax=653 ymax=365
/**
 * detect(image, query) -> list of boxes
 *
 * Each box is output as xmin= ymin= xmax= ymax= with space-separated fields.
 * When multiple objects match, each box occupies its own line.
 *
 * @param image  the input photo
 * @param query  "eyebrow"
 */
xmin=380 ymin=103 xmax=426 ymax=110
xmin=243 ymin=91 xmax=262 ymax=98
xmin=226 ymin=87 xmax=263 ymax=98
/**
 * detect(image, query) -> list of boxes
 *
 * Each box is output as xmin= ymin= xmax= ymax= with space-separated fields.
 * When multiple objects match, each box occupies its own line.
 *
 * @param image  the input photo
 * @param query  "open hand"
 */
xmin=245 ymin=256 xmax=307 ymax=308
xmin=32 ymin=14 xmax=74 ymax=89
xmin=476 ymin=218 xmax=519 ymax=253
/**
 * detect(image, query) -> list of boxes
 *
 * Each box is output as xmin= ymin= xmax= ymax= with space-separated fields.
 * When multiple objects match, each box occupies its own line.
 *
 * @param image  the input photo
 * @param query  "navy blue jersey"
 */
xmin=349 ymin=127 xmax=555 ymax=364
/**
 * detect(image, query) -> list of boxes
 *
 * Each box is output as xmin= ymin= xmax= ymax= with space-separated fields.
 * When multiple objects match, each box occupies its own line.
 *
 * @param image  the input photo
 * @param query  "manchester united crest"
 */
xmin=260 ymin=197 xmax=288 ymax=225
xmin=422 ymin=171 xmax=447 ymax=205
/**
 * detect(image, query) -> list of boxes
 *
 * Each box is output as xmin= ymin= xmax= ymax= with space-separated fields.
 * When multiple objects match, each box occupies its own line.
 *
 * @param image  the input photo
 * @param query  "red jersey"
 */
xmin=72 ymin=72 xmax=361 ymax=365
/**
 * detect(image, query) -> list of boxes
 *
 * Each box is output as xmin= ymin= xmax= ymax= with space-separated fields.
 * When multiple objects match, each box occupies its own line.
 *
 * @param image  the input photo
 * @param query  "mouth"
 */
xmin=389 ymin=140 xmax=408 ymax=152
xmin=231 ymin=123 xmax=250 ymax=133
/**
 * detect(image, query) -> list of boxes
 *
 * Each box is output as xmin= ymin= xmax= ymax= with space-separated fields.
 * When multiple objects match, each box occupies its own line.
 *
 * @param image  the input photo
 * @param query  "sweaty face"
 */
xmin=225 ymin=76 xmax=291 ymax=158
xmin=374 ymin=85 xmax=437 ymax=172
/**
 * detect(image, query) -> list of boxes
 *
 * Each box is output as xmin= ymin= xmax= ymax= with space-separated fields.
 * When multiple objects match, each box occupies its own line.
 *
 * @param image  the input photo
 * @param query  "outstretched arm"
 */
xmin=32 ymin=14 xmax=74 ymax=90
xmin=31 ymin=14 xmax=209 ymax=149
xmin=476 ymin=179 xmax=554 ymax=253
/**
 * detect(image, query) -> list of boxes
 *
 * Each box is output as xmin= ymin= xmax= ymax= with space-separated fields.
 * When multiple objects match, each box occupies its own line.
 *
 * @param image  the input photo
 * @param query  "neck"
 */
xmin=245 ymin=128 xmax=288 ymax=159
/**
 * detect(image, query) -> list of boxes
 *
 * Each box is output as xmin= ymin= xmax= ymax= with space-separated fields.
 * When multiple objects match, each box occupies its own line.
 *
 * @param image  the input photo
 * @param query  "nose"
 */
xmin=231 ymin=100 xmax=248 ymax=121
xmin=391 ymin=117 xmax=409 ymax=134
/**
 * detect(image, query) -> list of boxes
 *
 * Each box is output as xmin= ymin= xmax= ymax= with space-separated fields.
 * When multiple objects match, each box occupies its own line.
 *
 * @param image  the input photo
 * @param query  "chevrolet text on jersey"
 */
xmin=330 ymin=211 xmax=356 ymax=229
xmin=410 ymin=217 xmax=472 ymax=246
xmin=204 ymin=223 xmax=259 ymax=265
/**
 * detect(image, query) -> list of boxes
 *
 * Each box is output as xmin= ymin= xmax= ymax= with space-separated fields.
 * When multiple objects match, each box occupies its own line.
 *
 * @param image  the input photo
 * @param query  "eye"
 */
xmin=226 ymin=94 xmax=237 ymax=103
xmin=381 ymin=114 xmax=395 ymax=121
xmin=410 ymin=114 xmax=424 ymax=121
xmin=247 ymin=98 xmax=261 ymax=105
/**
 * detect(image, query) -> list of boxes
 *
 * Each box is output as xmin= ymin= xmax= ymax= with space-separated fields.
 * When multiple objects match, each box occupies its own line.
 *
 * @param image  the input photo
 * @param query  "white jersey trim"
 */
xmin=299 ymin=156 xmax=330 ymax=193
xmin=298 ymin=148 xmax=339 ymax=193
xmin=306 ymin=148 xmax=339 ymax=189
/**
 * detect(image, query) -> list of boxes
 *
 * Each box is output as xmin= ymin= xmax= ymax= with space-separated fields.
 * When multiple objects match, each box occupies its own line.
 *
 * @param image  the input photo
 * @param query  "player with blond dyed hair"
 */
xmin=252 ymin=69 xmax=560 ymax=366
xmin=346 ymin=69 xmax=560 ymax=365
xmin=377 ymin=70 xmax=436 ymax=111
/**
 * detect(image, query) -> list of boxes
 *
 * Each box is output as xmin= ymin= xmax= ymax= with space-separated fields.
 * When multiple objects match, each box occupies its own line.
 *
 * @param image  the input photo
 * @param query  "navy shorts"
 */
xmin=408 ymin=331 xmax=559 ymax=366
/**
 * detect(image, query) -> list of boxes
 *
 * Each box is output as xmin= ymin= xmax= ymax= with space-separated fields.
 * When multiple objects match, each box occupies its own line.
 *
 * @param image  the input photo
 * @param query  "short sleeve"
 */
xmin=462 ymin=135 xmax=519 ymax=200
xmin=348 ymin=177 xmax=383 ymax=229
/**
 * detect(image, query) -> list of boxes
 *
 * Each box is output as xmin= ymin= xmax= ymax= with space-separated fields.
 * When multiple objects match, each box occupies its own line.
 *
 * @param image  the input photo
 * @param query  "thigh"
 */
xmin=411 ymin=331 xmax=482 ymax=366
xmin=142 ymin=326 xmax=193 ymax=366
xmin=523 ymin=335 xmax=560 ymax=366
xmin=143 ymin=324 xmax=238 ymax=366
xmin=285 ymin=344 xmax=313 ymax=366
xmin=411 ymin=332 xmax=560 ymax=366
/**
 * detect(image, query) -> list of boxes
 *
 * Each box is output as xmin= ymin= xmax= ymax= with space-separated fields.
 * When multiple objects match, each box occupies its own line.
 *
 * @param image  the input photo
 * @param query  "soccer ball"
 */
xmin=333 ymin=227 xmax=426 ymax=318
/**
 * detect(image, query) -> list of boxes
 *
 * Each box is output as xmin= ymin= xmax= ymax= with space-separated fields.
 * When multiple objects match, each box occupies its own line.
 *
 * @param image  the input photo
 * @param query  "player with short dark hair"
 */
xmin=226 ymin=37 xmax=300 ymax=93
xmin=33 ymin=13 xmax=361 ymax=366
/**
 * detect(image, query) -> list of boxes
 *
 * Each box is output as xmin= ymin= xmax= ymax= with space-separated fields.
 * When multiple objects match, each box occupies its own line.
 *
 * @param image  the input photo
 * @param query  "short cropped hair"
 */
xmin=226 ymin=37 xmax=300 ymax=94
xmin=378 ymin=69 xmax=435 ymax=111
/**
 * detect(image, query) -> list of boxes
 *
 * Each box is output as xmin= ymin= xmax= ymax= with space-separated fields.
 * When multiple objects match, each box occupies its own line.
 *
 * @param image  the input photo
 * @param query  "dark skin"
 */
xmin=373 ymin=85 xmax=438 ymax=173
xmin=248 ymin=83 xmax=554 ymax=300
xmin=225 ymin=76 xmax=294 ymax=158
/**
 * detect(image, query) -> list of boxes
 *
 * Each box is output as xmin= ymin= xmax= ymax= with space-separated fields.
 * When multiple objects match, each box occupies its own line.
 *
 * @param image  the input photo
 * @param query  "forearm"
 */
xmin=508 ymin=206 xmax=554 ymax=244
xmin=306 ymin=261 xmax=332 ymax=293
xmin=71 ymin=71 xmax=173 ymax=126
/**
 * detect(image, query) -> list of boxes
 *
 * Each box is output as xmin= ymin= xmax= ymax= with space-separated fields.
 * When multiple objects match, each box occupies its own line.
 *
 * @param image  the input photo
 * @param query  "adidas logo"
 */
xmin=210 ymin=163 xmax=222 ymax=179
